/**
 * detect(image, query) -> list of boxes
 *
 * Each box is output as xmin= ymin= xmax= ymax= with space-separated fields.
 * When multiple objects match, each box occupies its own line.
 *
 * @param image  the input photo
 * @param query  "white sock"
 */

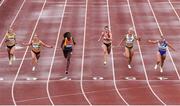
xmin=154 ymin=64 xmax=158 ymax=70
xmin=32 ymin=66 xmax=36 ymax=71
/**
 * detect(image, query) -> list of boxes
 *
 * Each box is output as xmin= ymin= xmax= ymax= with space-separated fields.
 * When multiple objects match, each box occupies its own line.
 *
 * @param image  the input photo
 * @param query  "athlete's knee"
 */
xmin=104 ymin=50 xmax=107 ymax=54
xmin=10 ymin=51 xmax=14 ymax=55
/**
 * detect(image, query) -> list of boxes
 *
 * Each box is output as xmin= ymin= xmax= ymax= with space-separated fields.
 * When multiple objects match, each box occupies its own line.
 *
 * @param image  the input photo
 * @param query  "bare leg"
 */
xmin=107 ymin=44 xmax=111 ymax=54
xmin=31 ymin=51 xmax=38 ymax=71
xmin=10 ymin=46 xmax=16 ymax=61
xmin=102 ymin=44 xmax=108 ymax=65
xmin=128 ymin=49 xmax=134 ymax=65
xmin=7 ymin=48 xmax=12 ymax=65
xmin=124 ymin=47 xmax=129 ymax=58
xmin=65 ymin=52 xmax=71 ymax=74
xmin=154 ymin=52 xmax=161 ymax=70
xmin=160 ymin=55 xmax=166 ymax=68
xmin=125 ymin=47 xmax=132 ymax=69
xmin=7 ymin=48 xmax=11 ymax=60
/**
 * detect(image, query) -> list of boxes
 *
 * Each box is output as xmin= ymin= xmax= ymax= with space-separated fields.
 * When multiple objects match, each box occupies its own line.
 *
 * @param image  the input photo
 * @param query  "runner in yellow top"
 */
xmin=23 ymin=34 xmax=53 ymax=71
xmin=98 ymin=26 xmax=112 ymax=65
xmin=5 ymin=28 xmax=16 ymax=65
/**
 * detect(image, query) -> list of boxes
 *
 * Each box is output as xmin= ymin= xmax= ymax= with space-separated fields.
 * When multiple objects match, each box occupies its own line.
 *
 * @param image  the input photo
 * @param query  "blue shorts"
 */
xmin=159 ymin=50 xmax=166 ymax=56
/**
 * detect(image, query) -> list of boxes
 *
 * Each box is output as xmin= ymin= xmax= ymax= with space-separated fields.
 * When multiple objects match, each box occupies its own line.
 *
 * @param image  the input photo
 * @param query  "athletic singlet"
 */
xmin=6 ymin=33 xmax=16 ymax=41
xmin=103 ymin=31 xmax=111 ymax=44
xmin=158 ymin=40 xmax=167 ymax=51
xmin=6 ymin=33 xmax=16 ymax=46
xmin=64 ymin=37 xmax=73 ymax=48
xmin=126 ymin=34 xmax=134 ymax=47
xmin=32 ymin=41 xmax=41 ymax=49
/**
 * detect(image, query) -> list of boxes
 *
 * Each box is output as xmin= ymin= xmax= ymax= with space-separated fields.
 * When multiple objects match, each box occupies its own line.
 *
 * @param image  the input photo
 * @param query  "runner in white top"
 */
xmin=118 ymin=27 xmax=140 ymax=69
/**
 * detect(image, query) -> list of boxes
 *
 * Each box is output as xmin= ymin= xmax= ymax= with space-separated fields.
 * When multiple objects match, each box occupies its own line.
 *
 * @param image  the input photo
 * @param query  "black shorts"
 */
xmin=7 ymin=44 xmax=15 ymax=49
xmin=126 ymin=46 xmax=133 ymax=50
xmin=32 ymin=50 xmax=40 ymax=60
xmin=104 ymin=43 xmax=111 ymax=48
xmin=103 ymin=43 xmax=111 ymax=54
xmin=63 ymin=47 xmax=72 ymax=58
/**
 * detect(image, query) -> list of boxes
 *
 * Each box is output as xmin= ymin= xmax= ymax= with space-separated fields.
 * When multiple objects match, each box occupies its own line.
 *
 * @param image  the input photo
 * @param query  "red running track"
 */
xmin=1 ymin=0 xmax=180 ymax=105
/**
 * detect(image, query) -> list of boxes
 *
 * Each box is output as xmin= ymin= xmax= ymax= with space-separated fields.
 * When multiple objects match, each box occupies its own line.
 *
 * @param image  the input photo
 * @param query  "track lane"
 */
xmin=48 ymin=0 xmax=89 ymax=105
xmin=0 ymin=0 xmax=24 ymax=47
xmin=82 ymin=0 xmax=125 ymax=105
xmin=0 ymin=0 xmax=45 ymax=104
xmin=130 ymin=0 xmax=178 ymax=80
xmin=13 ymin=0 xmax=67 ymax=105
xmin=142 ymin=0 xmax=180 ymax=104
xmin=108 ymin=0 xmax=162 ymax=105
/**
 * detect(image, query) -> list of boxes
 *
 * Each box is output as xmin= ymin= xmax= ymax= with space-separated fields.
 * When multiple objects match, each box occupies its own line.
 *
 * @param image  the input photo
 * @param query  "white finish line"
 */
xmin=93 ymin=77 xmax=104 ymax=80
xmin=157 ymin=77 xmax=168 ymax=80
xmin=26 ymin=77 xmax=38 ymax=81
xmin=125 ymin=77 xmax=136 ymax=80
xmin=0 ymin=77 xmax=4 ymax=81
xmin=60 ymin=77 xmax=71 ymax=80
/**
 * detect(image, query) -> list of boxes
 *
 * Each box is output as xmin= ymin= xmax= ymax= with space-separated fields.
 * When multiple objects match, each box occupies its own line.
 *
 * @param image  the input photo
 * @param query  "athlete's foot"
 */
xmin=9 ymin=60 xmax=12 ymax=65
xmin=13 ymin=56 xmax=16 ymax=61
xmin=160 ymin=67 xmax=163 ymax=73
xmin=32 ymin=66 xmax=36 ymax=71
xmin=128 ymin=64 xmax=132 ymax=69
xmin=154 ymin=64 xmax=158 ymax=70
xmin=104 ymin=61 xmax=107 ymax=65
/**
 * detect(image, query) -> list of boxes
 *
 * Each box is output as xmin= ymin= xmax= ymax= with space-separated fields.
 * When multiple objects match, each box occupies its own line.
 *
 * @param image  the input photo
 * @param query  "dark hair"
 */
xmin=64 ymin=32 xmax=71 ymax=39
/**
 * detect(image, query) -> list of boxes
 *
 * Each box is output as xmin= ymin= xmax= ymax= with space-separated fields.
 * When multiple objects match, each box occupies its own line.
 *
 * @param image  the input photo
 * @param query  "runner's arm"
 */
xmin=98 ymin=32 xmax=104 ymax=41
xmin=61 ymin=39 xmax=65 ymax=49
xmin=41 ymin=40 xmax=53 ymax=48
xmin=167 ymin=42 xmax=175 ymax=51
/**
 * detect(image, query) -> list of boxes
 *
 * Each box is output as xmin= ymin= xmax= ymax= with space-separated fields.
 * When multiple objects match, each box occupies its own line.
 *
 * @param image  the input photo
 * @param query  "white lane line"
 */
xmin=106 ymin=0 xmax=129 ymax=105
xmin=2 ymin=79 xmax=178 ymax=82
xmin=147 ymin=0 xmax=180 ymax=80
xmin=11 ymin=0 xmax=47 ymax=105
xmin=167 ymin=0 xmax=180 ymax=80
xmin=168 ymin=0 xmax=180 ymax=21
xmin=0 ymin=0 xmax=5 ymax=7
xmin=80 ymin=0 xmax=92 ymax=105
xmin=0 ymin=0 xmax=27 ymax=48
xmin=46 ymin=0 xmax=68 ymax=105
xmin=127 ymin=0 xmax=166 ymax=105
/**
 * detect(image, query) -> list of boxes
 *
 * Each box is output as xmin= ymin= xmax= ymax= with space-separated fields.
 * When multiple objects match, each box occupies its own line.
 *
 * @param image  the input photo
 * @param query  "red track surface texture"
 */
xmin=1 ymin=0 xmax=180 ymax=105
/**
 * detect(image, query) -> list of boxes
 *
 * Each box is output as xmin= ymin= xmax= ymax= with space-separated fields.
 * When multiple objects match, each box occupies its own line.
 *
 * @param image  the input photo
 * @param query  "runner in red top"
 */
xmin=98 ymin=26 xmax=112 ymax=65
xmin=61 ymin=32 xmax=76 ymax=74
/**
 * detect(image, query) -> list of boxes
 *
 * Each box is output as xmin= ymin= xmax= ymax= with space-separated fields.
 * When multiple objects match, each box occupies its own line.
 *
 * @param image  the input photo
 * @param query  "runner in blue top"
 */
xmin=148 ymin=36 xmax=175 ymax=73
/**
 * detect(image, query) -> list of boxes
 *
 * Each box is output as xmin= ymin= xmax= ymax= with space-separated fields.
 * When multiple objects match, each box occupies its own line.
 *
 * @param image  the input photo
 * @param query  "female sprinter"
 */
xmin=23 ymin=34 xmax=53 ymax=71
xmin=118 ymin=28 xmax=140 ymax=69
xmin=5 ymin=28 xmax=16 ymax=65
xmin=61 ymin=32 xmax=76 ymax=74
xmin=148 ymin=36 xmax=175 ymax=73
xmin=98 ymin=26 xmax=112 ymax=65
